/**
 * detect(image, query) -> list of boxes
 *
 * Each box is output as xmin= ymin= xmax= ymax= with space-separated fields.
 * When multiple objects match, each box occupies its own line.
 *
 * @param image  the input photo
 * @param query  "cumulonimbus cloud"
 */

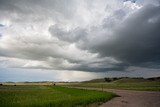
xmin=0 ymin=0 xmax=160 ymax=73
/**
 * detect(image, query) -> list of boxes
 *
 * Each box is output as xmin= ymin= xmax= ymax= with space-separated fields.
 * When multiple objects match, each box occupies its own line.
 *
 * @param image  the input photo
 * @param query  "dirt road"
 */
xmin=100 ymin=89 xmax=160 ymax=107
xmin=74 ymin=87 xmax=160 ymax=107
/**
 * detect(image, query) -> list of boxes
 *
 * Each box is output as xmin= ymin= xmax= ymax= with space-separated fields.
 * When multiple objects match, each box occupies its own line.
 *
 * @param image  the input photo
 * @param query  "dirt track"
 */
xmin=74 ymin=87 xmax=160 ymax=107
xmin=100 ymin=89 xmax=160 ymax=107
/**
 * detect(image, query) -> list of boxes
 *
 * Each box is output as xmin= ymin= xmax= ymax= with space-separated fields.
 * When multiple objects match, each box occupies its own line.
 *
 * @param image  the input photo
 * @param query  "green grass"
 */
xmin=0 ymin=85 xmax=116 ymax=107
xmin=63 ymin=78 xmax=160 ymax=91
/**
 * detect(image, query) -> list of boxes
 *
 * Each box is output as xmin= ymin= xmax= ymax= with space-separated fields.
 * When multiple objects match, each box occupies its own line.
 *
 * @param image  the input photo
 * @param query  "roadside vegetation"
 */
xmin=0 ymin=85 xmax=116 ymax=107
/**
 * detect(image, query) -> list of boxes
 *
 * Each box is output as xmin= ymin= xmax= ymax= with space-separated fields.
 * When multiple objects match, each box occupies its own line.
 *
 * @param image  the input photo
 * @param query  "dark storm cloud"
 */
xmin=0 ymin=0 xmax=160 ymax=74
xmin=70 ymin=63 xmax=128 ymax=72
xmin=49 ymin=25 xmax=87 ymax=43
xmin=91 ymin=4 xmax=160 ymax=68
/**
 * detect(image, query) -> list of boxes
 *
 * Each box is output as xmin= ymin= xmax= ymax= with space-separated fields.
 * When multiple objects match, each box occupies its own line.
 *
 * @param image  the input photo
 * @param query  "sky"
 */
xmin=0 ymin=0 xmax=160 ymax=82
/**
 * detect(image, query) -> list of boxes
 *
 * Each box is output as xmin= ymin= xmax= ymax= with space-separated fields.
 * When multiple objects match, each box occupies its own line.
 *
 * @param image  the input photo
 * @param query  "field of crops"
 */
xmin=0 ymin=85 xmax=116 ymax=107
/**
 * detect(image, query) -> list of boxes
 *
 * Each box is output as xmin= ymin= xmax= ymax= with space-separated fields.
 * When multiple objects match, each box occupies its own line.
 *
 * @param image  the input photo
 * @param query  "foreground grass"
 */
xmin=62 ymin=79 xmax=160 ymax=91
xmin=0 ymin=85 xmax=116 ymax=107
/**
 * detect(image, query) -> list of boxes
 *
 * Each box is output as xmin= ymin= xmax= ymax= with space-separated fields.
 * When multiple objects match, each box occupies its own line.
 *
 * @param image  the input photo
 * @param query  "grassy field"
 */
xmin=61 ymin=78 xmax=160 ymax=91
xmin=0 ymin=85 xmax=116 ymax=107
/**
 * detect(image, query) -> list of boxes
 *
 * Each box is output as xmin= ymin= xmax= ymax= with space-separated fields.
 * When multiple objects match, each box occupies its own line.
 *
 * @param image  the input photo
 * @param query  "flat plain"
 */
xmin=0 ymin=85 xmax=116 ymax=107
xmin=1 ymin=77 xmax=160 ymax=107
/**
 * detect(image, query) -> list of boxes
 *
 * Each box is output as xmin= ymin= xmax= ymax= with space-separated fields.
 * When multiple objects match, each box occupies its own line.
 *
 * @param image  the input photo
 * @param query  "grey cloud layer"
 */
xmin=90 ymin=4 xmax=160 ymax=66
xmin=0 ymin=0 xmax=160 ymax=73
xmin=49 ymin=25 xmax=87 ymax=43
